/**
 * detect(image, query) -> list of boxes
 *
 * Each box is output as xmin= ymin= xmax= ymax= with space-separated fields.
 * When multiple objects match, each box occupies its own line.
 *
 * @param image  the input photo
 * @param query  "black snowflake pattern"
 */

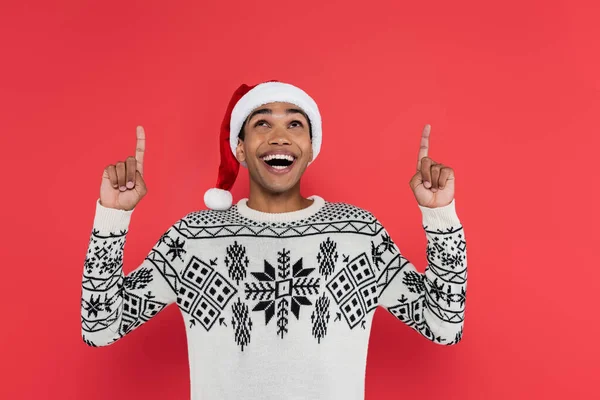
xmin=81 ymin=293 xmax=117 ymax=318
xmin=82 ymin=294 xmax=102 ymax=318
xmin=225 ymin=241 xmax=249 ymax=285
xmin=371 ymin=232 xmax=395 ymax=270
xmin=86 ymin=235 xmax=125 ymax=276
xmin=317 ymin=237 xmax=338 ymax=279
xmin=438 ymin=233 xmax=466 ymax=269
xmin=402 ymin=271 xmax=425 ymax=294
xmin=123 ymin=267 xmax=153 ymax=290
xmin=245 ymin=248 xmax=320 ymax=338
xmin=231 ymin=297 xmax=252 ymax=351
xmin=428 ymin=277 xmax=466 ymax=308
xmin=311 ymin=293 xmax=331 ymax=343
xmin=159 ymin=229 xmax=187 ymax=262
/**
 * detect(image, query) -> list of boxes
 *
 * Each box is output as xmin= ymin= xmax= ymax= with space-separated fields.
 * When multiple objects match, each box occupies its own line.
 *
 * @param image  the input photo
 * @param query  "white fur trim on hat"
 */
xmin=204 ymin=188 xmax=233 ymax=211
xmin=229 ymin=81 xmax=322 ymax=168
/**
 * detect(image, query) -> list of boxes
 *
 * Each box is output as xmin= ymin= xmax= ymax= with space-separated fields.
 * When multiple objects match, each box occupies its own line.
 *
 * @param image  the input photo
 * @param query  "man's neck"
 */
xmin=246 ymin=184 xmax=313 ymax=214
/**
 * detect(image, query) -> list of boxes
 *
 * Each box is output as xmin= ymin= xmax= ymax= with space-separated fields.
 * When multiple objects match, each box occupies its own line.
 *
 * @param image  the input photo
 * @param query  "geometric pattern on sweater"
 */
xmin=82 ymin=230 xmax=174 ymax=339
xmin=231 ymin=297 xmax=252 ymax=351
xmin=149 ymin=235 xmax=387 ymax=350
xmin=386 ymin=292 xmax=440 ymax=342
xmin=220 ymin=242 xmax=381 ymax=347
xmin=378 ymin=224 xmax=467 ymax=345
xmin=117 ymin=290 xmax=169 ymax=336
xmin=82 ymin=198 xmax=467 ymax=354
xmin=310 ymin=293 xmax=331 ymax=343
xmin=225 ymin=241 xmax=249 ymax=285
xmin=326 ymin=252 xmax=378 ymax=329
xmin=317 ymin=237 xmax=338 ymax=278
xmin=422 ymin=226 xmax=466 ymax=325
xmin=244 ymin=248 xmax=319 ymax=339
xmin=173 ymin=203 xmax=383 ymax=239
xmin=185 ymin=201 xmax=375 ymax=227
xmin=82 ymin=231 xmax=127 ymax=335
xmin=169 ymin=238 xmax=385 ymax=349
xmin=145 ymin=248 xmax=180 ymax=299
xmin=177 ymin=255 xmax=238 ymax=331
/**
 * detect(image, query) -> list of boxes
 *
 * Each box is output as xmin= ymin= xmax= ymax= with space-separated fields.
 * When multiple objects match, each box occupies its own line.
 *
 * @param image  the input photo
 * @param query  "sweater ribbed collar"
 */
xmin=235 ymin=195 xmax=325 ymax=223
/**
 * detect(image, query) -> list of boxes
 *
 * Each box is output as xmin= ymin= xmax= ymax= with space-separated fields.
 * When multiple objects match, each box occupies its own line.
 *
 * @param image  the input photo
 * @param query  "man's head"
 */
xmin=204 ymin=81 xmax=322 ymax=211
xmin=235 ymin=102 xmax=313 ymax=195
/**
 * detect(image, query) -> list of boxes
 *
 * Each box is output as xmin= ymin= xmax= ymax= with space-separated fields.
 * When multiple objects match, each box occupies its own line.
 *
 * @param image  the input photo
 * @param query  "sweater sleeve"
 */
xmin=80 ymin=199 xmax=189 ymax=347
xmin=374 ymin=198 xmax=467 ymax=345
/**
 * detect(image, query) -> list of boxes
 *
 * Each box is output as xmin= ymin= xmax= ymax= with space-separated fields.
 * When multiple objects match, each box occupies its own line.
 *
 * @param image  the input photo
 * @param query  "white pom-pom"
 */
xmin=204 ymin=188 xmax=233 ymax=211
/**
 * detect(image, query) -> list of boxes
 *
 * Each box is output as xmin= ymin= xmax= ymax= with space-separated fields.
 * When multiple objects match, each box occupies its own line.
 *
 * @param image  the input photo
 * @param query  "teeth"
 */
xmin=271 ymin=165 xmax=288 ymax=170
xmin=261 ymin=154 xmax=295 ymax=162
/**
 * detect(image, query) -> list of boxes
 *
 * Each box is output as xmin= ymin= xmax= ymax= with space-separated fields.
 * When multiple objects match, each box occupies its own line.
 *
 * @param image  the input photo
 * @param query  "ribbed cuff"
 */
xmin=418 ymin=198 xmax=461 ymax=230
xmin=93 ymin=198 xmax=134 ymax=232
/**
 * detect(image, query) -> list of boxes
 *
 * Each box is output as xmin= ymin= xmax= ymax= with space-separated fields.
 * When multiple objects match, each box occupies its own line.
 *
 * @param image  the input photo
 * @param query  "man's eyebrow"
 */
xmin=247 ymin=108 xmax=271 ymax=122
xmin=285 ymin=108 xmax=305 ymax=116
xmin=246 ymin=108 xmax=308 ymax=122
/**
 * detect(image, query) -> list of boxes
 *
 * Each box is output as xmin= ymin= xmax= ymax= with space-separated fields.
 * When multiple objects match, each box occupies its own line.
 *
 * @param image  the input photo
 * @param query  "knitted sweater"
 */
xmin=80 ymin=195 xmax=467 ymax=400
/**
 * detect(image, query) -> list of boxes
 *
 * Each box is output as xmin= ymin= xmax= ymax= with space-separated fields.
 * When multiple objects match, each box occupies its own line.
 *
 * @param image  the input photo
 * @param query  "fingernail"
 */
xmin=126 ymin=181 xmax=134 ymax=188
xmin=424 ymin=181 xmax=431 ymax=188
xmin=431 ymin=188 xmax=437 ymax=192
xmin=120 ymin=186 xmax=126 ymax=191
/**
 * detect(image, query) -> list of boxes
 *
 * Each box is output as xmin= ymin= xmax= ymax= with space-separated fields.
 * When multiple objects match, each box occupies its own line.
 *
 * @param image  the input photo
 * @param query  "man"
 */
xmin=81 ymin=80 xmax=467 ymax=400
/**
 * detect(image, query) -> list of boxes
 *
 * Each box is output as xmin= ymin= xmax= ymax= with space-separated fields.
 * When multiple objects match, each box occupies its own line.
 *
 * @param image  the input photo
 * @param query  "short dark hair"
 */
xmin=238 ymin=109 xmax=313 ymax=141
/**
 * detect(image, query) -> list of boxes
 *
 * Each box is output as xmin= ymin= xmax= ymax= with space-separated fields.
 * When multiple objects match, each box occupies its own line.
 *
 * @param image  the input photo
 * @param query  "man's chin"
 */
xmin=248 ymin=163 xmax=305 ymax=193
xmin=263 ymin=183 xmax=296 ymax=195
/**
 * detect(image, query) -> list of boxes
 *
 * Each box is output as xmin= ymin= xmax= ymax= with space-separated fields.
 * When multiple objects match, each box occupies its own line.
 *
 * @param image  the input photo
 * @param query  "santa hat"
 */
xmin=203 ymin=80 xmax=322 ymax=211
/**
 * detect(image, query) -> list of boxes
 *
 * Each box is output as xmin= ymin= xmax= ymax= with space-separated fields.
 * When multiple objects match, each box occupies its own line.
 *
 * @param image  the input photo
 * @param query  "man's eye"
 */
xmin=255 ymin=120 xmax=269 ymax=127
xmin=290 ymin=121 xmax=303 ymax=128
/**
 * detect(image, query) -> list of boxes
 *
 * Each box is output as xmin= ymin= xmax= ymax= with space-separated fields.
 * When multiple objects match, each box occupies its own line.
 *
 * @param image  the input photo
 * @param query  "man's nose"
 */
xmin=268 ymin=126 xmax=291 ymax=145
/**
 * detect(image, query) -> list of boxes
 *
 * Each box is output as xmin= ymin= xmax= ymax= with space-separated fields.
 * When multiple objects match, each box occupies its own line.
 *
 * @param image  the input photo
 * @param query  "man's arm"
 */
xmin=375 ymin=198 xmax=467 ymax=345
xmin=80 ymin=199 xmax=189 ymax=347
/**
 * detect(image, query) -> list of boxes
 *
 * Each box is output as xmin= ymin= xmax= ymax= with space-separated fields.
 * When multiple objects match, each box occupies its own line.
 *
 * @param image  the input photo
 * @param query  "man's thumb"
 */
xmin=135 ymin=170 xmax=147 ymax=192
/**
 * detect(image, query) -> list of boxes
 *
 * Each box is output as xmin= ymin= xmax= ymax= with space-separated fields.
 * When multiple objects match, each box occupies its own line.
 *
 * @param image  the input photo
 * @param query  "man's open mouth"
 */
xmin=260 ymin=154 xmax=296 ymax=170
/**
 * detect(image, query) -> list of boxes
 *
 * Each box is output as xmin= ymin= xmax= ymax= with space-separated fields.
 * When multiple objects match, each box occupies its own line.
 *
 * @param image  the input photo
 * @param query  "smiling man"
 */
xmin=81 ymin=80 xmax=468 ymax=400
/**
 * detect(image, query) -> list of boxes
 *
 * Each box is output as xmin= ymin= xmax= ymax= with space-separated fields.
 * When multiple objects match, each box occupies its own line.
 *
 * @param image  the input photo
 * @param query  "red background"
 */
xmin=1 ymin=0 xmax=598 ymax=399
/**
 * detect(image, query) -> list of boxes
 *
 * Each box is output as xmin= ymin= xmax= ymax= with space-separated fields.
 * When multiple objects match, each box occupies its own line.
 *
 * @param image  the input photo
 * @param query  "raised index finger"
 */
xmin=136 ymin=125 xmax=146 ymax=176
xmin=416 ymin=124 xmax=431 ymax=171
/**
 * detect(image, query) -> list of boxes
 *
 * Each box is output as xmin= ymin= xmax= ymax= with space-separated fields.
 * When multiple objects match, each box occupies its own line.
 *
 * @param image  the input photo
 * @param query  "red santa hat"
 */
xmin=203 ymin=80 xmax=322 ymax=211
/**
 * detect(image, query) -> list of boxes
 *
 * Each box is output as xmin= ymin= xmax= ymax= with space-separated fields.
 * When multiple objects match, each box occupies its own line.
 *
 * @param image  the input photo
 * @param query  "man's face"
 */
xmin=236 ymin=101 xmax=313 ymax=195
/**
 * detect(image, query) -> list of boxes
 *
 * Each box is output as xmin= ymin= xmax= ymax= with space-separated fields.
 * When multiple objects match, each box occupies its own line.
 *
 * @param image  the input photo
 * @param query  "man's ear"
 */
xmin=235 ymin=138 xmax=245 ymax=163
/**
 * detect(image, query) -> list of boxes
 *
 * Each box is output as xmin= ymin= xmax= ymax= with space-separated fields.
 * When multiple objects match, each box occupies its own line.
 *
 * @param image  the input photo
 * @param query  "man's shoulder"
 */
xmin=320 ymin=198 xmax=377 ymax=223
xmin=174 ymin=207 xmax=245 ymax=228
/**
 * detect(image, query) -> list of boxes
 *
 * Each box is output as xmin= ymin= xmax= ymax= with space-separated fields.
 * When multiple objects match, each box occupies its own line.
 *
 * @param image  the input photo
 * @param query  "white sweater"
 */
xmin=81 ymin=195 xmax=467 ymax=400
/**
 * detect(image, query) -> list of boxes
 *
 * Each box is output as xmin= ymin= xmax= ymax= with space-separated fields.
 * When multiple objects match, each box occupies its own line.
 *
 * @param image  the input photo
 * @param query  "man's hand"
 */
xmin=408 ymin=124 xmax=455 ymax=208
xmin=99 ymin=126 xmax=148 ymax=211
